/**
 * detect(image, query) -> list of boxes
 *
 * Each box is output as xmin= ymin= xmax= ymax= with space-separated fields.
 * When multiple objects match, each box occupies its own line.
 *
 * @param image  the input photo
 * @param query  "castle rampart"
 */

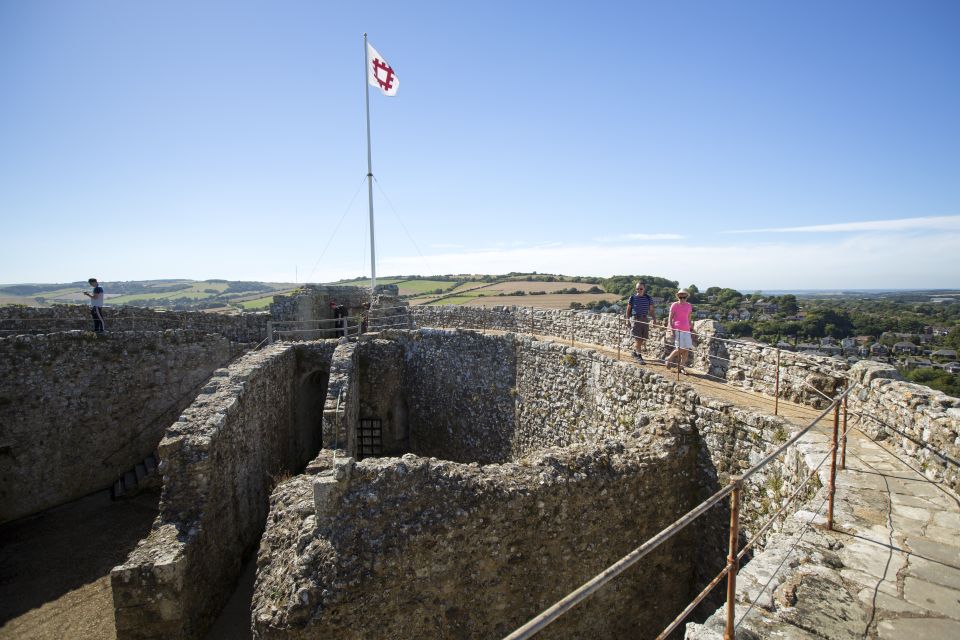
xmin=0 ymin=305 xmax=269 ymax=343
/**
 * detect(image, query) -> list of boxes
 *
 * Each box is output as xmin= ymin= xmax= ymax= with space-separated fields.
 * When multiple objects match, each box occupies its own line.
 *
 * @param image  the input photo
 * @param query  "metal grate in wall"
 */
xmin=357 ymin=418 xmax=383 ymax=460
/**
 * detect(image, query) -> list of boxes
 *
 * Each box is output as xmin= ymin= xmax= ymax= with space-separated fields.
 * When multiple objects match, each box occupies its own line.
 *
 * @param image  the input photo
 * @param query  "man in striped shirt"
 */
xmin=625 ymin=281 xmax=656 ymax=362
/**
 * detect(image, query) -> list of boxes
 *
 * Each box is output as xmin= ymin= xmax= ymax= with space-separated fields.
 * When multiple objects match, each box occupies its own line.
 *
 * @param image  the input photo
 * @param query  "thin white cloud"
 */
xmin=726 ymin=215 xmax=960 ymax=234
xmin=377 ymin=232 xmax=960 ymax=289
xmin=594 ymin=233 xmax=685 ymax=242
xmin=430 ymin=243 xmax=464 ymax=249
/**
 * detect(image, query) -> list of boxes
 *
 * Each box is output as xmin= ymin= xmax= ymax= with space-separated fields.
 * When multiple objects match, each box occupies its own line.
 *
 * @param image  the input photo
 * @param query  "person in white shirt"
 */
xmin=83 ymin=278 xmax=105 ymax=333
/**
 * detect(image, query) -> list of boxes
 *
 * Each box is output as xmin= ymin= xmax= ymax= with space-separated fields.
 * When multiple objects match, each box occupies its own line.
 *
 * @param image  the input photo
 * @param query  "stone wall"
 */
xmin=111 ymin=341 xmax=335 ymax=640
xmin=408 ymin=306 xmax=848 ymax=408
xmin=247 ymin=330 xmax=823 ymax=639
xmin=385 ymin=330 xmax=519 ymax=463
xmin=0 ymin=305 xmax=268 ymax=343
xmin=692 ymin=322 xmax=847 ymax=409
xmin=253 ymin=430 xmax=702 ymax=640
xmin=322 ymin=342 xmax=358 ymax=451
xmin=847 ymin=360 xmax=960 ymax=494
xmin=0 ymin=329 xmax=232 ymax=523
xmin=356 ymin=340 xmax=409 ymax=456
xmin=361 ymin=330 xmax=819 ymax=546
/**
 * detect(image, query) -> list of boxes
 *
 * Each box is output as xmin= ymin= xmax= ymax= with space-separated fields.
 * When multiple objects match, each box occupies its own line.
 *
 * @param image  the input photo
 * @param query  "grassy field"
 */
xmin=238 ymin=296 xmax=276 ymax=310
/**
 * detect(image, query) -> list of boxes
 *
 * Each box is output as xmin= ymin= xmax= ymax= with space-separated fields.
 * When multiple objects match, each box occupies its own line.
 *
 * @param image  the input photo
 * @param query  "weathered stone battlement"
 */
xmin=0 ymin=305 xmax=269 ymax=343
xmin=848 ymin=360 xmax=960 ymax=493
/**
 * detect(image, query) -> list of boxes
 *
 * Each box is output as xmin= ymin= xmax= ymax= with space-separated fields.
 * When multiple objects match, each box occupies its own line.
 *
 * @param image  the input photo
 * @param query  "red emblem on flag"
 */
xmin=372 ymin=58 xmax=396 ymax=92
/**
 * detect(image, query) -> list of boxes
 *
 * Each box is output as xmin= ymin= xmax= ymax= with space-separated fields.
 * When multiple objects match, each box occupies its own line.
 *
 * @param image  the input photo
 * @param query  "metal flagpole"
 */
xmin=363 ymin=33 xmax=377 ymax=291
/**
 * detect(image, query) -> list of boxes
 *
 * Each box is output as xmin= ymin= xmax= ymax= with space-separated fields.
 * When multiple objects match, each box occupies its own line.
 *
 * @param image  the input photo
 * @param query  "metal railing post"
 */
xmin=267 ymin=321 xmax=274 ymax=345
xmin=617 ymin=320 xmax=622 ymax=361
xmin=841 ymin=394 xmax=848 ymax=470
xmin=676 ymin=334 xmax=681 ymax=381
xmin=774 ymin=348 xmax=781 ymax=416
xmin=828 ymin=398 xmax=840 ymax=530
xmin=725 ymin=478 xmax=742 ymax=640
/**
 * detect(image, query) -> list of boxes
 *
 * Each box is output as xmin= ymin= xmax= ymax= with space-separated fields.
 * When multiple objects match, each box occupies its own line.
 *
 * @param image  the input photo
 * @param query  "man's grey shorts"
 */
xmin=631 ymin=316 xmax=649 ymax=339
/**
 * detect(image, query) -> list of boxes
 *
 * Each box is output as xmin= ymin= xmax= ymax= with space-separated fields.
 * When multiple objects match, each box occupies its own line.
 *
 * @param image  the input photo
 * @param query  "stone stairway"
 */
xmin=111 ymin=452 xmax=160 ymax=499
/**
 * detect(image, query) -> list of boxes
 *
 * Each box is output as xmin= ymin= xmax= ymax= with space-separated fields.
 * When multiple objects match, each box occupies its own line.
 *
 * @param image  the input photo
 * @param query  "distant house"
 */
xmin=931 ymin=349 xmax=958 ymax=360
xmin=944 ymin=362 xmax=960 ymax=374
xmin=893 ymin=341 xmax=921 ymax=355
xmin=820 ymin=344 xmax=842 ymax=355
xmin=840 ymin=337 xmax=857 ymax=351
xmin=820 ymin=336 xmax=838 ymax=346
xmin=696 ymin=310 xmax=709 ymax=319
xmin=798 ymin=342 xmax=820 ymax=352
xmin=869 ymin=343 xmax=889 ymax=357
xmin=903 ymin=358 xmax=932 ymax=369
xmin=739 ymin=310 xmax=751 ymax=321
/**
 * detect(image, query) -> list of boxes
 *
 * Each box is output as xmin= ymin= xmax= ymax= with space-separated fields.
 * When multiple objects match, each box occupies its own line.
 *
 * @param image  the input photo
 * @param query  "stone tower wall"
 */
xmin=0 ymin=330 xmax=233 ymax=523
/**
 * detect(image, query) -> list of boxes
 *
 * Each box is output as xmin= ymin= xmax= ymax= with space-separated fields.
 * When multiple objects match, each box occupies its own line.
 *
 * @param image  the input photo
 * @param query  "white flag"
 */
xmin=367 ymin=42 xmax=399 ymax=97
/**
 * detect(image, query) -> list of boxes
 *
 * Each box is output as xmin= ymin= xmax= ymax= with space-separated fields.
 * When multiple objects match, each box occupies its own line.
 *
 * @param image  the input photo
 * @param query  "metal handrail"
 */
xmin=504 ymin=385 xmax=854 ymax=640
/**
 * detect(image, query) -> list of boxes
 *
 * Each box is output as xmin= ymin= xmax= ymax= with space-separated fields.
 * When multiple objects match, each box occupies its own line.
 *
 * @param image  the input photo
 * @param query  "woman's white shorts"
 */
xmin=674 ymin=330 xmax=693 ymax=349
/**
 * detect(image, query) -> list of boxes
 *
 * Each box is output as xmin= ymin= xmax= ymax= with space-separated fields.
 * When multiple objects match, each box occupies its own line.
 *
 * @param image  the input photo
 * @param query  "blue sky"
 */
xmin=2 ymin=0 xmax=958 ymax=289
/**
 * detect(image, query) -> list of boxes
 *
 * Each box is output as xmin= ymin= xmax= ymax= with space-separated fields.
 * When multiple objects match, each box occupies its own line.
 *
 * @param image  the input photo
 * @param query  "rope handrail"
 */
xmin=503 ymin=387 xmax=851 ymax=640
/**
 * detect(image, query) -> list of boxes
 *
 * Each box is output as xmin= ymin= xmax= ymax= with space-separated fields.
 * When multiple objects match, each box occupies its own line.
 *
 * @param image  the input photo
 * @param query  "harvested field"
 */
xmin=462 ymin=293 xmax=617 ymax=309
xmin=478 ymin=280 xmax=604 ymax=294
xmin=394 ymin=280 xmax=460 ymax=295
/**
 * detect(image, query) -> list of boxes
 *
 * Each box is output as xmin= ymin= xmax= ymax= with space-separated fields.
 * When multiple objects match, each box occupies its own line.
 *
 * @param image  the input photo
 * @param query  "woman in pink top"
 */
xmin=666 ymin=289 xmax=694 ymax=373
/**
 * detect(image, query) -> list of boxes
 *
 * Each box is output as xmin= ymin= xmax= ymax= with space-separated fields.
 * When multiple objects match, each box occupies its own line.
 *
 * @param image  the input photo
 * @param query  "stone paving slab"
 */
xmin=678 ymin=364 xmax=960 ymax=639
xmin=877 ymin=617 xmax=960 ymax=640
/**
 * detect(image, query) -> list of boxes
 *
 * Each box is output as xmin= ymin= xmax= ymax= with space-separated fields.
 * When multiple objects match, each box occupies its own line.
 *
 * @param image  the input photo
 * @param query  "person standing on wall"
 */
xmin=625 ymin=281 xmax=655 ymax=363
xmin=83 ymin=278 xmax=105 ymax=333
xmin=665 ymin=289 xmax=694 ymax=373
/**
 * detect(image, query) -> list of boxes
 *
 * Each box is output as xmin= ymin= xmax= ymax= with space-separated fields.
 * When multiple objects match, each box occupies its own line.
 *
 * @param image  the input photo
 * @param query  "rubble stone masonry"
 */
xmin=848 ymin=360 xmax=960 ymax=493
xmin=0 ymin=329 xmax=232 ymax=523
xmin=0 ymin=305 xmax=268 ymax=343
xmin=111 ymin=342 xmax=334 ymax=639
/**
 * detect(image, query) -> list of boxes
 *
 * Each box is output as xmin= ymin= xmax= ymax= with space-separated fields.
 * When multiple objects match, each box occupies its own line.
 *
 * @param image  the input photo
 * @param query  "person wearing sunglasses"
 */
xmin=665 ymin=289 xmax=694 ymax=373
xmin=625 ymin=281 xmax=656 ymax=362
